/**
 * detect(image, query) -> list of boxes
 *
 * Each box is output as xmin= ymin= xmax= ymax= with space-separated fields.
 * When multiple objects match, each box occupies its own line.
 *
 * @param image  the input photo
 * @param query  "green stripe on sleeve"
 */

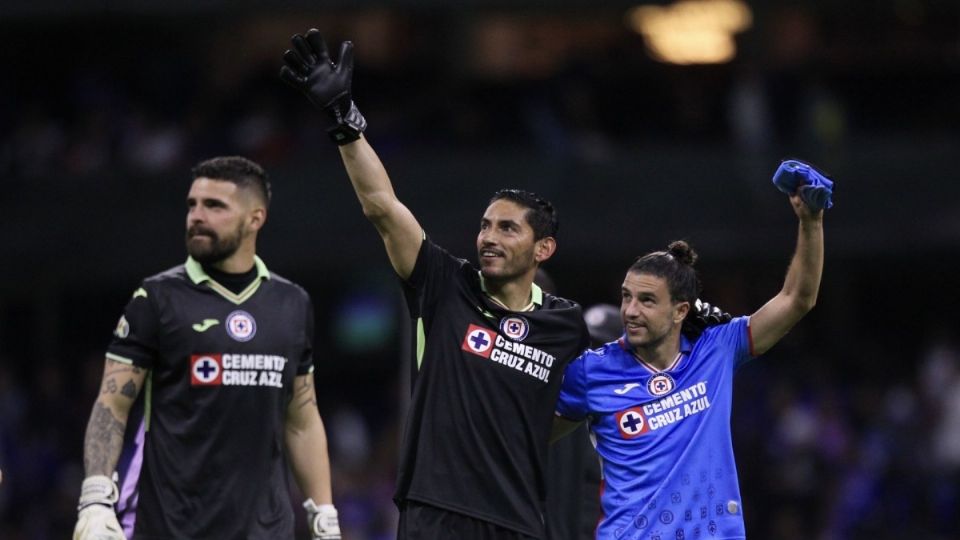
xmin=105 ymin=353 xmax=135 ymax=365
xmin=144 ymin=371 xmax=153 ymax=432
xmin=416 ymin=318 xmax=426 ymax=369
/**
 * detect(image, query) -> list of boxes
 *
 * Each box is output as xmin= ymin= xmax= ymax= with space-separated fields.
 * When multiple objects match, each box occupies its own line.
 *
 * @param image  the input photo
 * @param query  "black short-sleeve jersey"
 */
xmin=105 ymin=256 xmax=314 ymax=539
xmin=395 ymin=238 xmax=590 ymax=538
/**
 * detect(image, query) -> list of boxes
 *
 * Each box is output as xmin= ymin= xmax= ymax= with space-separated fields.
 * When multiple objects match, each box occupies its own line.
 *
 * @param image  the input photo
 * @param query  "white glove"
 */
xmin=303 ymin=498 xmax=341 ymax=540
xmin=73 ymin=475 xmax=126 ymax=540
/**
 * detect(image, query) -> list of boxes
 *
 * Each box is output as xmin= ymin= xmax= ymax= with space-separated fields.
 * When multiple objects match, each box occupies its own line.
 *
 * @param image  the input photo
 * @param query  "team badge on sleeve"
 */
xmin=499 ymin=316 xmax=529 ymax=341
xmin=616 ymin=407 xmax=650 ymax=438
xmin=191 ymin=354 xmax=223 ymax=385
xmin=461 ymin=324 xmax=495 ymax=358
xmin=226 ymin=310 xmax=257 ymax=342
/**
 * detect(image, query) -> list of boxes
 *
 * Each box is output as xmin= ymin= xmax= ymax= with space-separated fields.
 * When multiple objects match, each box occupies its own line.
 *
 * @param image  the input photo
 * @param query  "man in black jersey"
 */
xmin=73 ymin=156 xmax=341 ymax=540
xmin=282 ymin=31 xmax=592 ymax=539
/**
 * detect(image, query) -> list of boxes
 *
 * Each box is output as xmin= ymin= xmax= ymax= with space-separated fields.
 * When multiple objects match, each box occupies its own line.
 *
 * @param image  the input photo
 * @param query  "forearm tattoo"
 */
xmin=295 ymin=375 xmax=318 ymax=411
xmin=83 ymin=401 xmax=126 ymax=476
xmin=84 ymin=363 xmax=142 ymax=476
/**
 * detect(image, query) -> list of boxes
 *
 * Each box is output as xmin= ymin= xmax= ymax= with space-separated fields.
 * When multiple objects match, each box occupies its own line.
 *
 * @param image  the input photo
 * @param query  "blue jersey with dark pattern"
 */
xmin=556 ymin=317 xmax=754 ymax=540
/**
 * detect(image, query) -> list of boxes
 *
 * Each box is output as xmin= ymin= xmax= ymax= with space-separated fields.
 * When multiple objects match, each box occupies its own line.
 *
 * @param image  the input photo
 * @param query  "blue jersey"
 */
xmin=556 ymin=317 xmax=754 ymax=540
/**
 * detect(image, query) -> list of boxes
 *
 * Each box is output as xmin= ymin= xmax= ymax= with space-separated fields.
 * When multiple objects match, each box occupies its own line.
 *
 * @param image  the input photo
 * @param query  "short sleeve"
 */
xmin=402 ymin=236 xmax=466 ymax=318
xmin=555 ymin=353 xmax=589 ymax=421
xmin=704 ymin=316 xmax=754 ymax=370
xmin=105 ymin=284 xmax=160 ymax=368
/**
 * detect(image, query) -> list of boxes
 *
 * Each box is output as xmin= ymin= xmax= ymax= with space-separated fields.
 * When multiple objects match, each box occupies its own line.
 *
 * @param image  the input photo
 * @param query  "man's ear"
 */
xmin=673 ymin=301 xmax=690 ymax=324
xmin=534 ymin=237 xmax=557 ymax=263
xmin=248 ymin=207 xmax=267 ymax=232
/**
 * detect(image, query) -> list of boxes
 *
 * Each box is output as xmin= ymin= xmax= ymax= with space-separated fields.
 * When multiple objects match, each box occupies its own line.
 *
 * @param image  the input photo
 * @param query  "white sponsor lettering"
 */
xmin=636 ymin=381 xmax=712 ymax=432
xmin=683 ymin=396 xmax=710 ymax=416
xmin=523 ymin=361 xmax=550 ymax=382
xmin=648 ymin=408 xmax=685 ymax=430
xmin=194 ymin=353 xmax=289 ymax=388
xmin=221 ymin=354 xmax=288 ymax=371
xmin=221 ymin=370 xmax=284 ymax=388
xmin=494 ymin=335 xmax=556 ymax=368
xmin=483 ymin=334 xmax=555 ymax=382
xmin=643 ymin=381 xmax=708 ymax=415
xmin=490 ymin=349 xmax=525 ymax=370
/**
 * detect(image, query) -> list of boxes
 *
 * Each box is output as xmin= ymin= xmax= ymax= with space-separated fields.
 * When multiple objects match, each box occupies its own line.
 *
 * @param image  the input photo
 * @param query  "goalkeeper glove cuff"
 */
xmin=78 ymin=474 xmax=119 ymax=511
xmin=303 ymin=498 xmax=341 ymax=540
xmin=74 ymin=475 xmax=125 ymax=540
xmin=325 ymin=99 xmax=367 ymax=145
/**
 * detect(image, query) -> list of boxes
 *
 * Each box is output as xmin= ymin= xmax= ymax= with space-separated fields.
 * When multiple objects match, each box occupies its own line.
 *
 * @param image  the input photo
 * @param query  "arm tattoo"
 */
xmin=121 ymin=379 xmax=137 ymax=399
xmin=297 ymin=395 xmax=318 ymax=411
xmin=104 ymin=365 xmax=134 ymax=378
xmin=102 ymin=378 xmax=118 ymax=394
xmin=295 ymin=376 xmax=318 ymax=411
xmin=83 ymin=401 xmax=126 ymax=476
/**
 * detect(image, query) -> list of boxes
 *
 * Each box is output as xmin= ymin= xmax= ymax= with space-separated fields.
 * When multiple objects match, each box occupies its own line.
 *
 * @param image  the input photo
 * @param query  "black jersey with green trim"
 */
xmin=395 ymin=238 xmax=591 ymax=538
xmin=106 ymin=256 xmax=314 ymax=540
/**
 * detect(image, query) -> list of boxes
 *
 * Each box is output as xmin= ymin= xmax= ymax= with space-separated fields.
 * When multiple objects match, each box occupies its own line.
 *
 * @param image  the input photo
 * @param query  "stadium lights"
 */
xmin=626 ymin=0 xmax=753 ymax=65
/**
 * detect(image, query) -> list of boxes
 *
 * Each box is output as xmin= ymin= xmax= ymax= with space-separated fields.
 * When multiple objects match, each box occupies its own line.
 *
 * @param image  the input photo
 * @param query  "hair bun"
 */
xmin=667 ymin=240 xmax=697 ymax=266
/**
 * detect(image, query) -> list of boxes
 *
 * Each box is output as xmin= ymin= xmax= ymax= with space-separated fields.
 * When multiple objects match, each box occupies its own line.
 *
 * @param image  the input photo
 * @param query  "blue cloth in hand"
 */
xmin=771 ymin=159 xmax=834 ymax=210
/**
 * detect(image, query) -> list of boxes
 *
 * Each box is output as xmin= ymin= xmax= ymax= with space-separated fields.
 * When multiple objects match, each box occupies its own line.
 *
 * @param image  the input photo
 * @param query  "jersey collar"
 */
xmin=478 ymin=272 xmax=543 ymax=312
xmin=617 ymin=333 xmax=694 ymax=373
xmin=185 ymin=256 xmax=270 ymax=305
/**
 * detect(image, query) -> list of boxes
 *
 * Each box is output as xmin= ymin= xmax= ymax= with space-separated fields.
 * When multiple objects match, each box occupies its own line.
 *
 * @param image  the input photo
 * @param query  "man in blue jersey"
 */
xmin=553 ymin=186 xmax=825 ymax=539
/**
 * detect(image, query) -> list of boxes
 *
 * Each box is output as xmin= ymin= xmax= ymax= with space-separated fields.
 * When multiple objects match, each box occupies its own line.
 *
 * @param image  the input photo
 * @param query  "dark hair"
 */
xmin=489 ymin=189 xmax=558 ymax=240
xmin=191 ymin=156 xmax=272 ymax=208
xmin=629 ymin=240 xmax=701 ymax=304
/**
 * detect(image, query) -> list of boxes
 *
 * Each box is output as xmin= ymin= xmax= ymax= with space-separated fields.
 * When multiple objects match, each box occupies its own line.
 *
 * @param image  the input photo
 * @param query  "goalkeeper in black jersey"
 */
xmin=282 ymin=31 xmax=591 ymax=539
xmin=73 ymin=157 xmax=341 ymax=540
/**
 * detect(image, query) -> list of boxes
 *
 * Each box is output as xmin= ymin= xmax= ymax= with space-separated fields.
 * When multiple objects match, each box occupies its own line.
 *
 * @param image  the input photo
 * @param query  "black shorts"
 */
xmin=397 ymin=500 xmax=538 ymax=540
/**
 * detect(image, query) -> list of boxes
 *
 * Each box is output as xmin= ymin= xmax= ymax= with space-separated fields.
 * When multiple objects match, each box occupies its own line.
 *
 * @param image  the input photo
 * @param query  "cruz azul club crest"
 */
xmin=647 ymin=373 xmax=676 ymax=396
xmin=499 ymin=316 xmax=529 ymax=341
xmin=226 ymin=310 xmax=257 ymax=342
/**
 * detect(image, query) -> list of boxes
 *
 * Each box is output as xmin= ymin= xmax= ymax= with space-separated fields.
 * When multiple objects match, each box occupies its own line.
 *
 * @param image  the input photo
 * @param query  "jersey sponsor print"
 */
xmin=190 ymin=353 xmax=289 ymax=387
xmin=617 ymin=381 xmax=712 ymax=437
xmin=461 ymin=323 xmax=555 ymax=382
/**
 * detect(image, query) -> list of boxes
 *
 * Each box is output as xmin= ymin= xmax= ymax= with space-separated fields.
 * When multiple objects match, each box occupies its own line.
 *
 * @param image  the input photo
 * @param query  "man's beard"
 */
xmin=477 ymin=250 xmax=535 ymax=283
xmin=625 ymin=320 xmax=672 ymax=351
xmin=186 ymin=223 xmax=243 ymax=265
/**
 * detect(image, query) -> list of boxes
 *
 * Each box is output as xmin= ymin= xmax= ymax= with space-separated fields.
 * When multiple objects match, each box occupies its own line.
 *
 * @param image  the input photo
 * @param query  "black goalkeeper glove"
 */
xmin=682 ymin=298 xmax=732 ymax=339
xmin=280 ymin=29 xmax=367 ymax=145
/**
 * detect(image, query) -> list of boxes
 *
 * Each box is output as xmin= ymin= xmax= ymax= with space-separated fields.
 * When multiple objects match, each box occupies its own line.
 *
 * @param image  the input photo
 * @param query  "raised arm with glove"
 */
xmin=281 ymin=29 xmax=366 ymax=145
